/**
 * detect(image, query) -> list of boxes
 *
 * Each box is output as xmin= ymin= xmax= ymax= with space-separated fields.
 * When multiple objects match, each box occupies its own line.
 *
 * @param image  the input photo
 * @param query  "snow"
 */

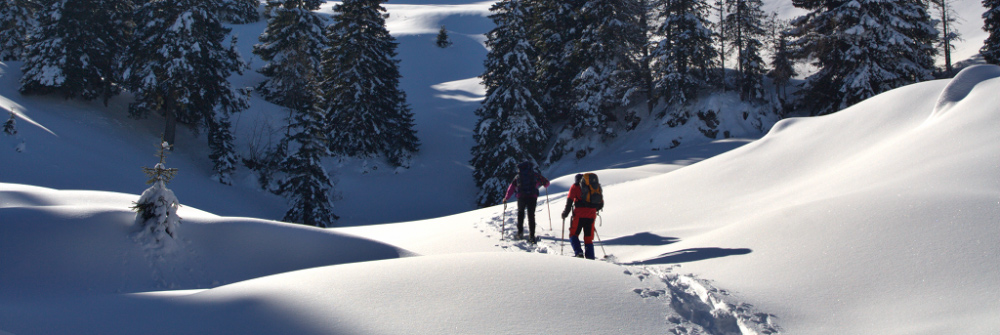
xmin=1 ymin=1 xmax=999 ymax=334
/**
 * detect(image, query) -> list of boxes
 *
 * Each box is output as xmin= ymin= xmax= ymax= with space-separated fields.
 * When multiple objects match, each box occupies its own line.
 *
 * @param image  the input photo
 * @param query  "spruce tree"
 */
xmin=649 ymin=0 xmax=718 ymax=105
xmin=3 ymin=112 xmax=16 ymax=136
xmin=217 ymin=0 xmax=260 ymax=23
xmin=931 ymin=0 xmax=962 ymax=73
xmin=322 ymin=0 xmax=420 ymax=169
xmin=277 ymin=83 xmax=338 ymax=227
xmin=470 ymin=0 xmax=546 ymax=207
xmin=568 ymin=0 xmax=645 ymax=139
xmin=724 ymin=0 xmax=767 ymax=101
xmin=253 ymin=0 xmax=326 ymax=107
xmin=132 ymin=141 xmax=182 ymax=241
xmin=20 ymin=0 xmax=130 ymax=104
xmin=124 ymin=0 xmax=249 ymax=183
xmin=529 ymin=0 xmax=583 ymax=124
xmin=436 ymin=25 xmax=452 ymax=48
xmin=983 ymin=0 xmax=1000 ymax=64
xmin=767 ymin=18 xmax=796 ymax=113
xmin=0 ymin=0 xmax=39 ymax=61
xmin=790 ymin=0 xmax=936 ymax=115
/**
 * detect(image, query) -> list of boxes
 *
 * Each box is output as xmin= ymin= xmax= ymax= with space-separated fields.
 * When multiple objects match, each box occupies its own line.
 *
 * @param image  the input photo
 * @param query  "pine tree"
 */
xmin=649 ymin=0 xmax=718 ymax=105
xmin=3 ymin=112 xmax=16 ymax=136
xmin=436 ymin=25 xmax=452 ymax=48
xmin=724 ymin=0 xmax=767 ymax=101
xmin=470 ymin=0 xmax=547 ymax=207
xmin=931 ymin=0 xmax=963 ymax=73
xmin=277 ymin=83 xmax=338 ymax=227
xmin=528 ymin=0 xmax=583 ymax=124
xmin=0 ymin=0 xmax=39 ymax=61
xmin=767 ymin=18 xmax=796 ymax=113
xmin=568 ymin=0 xmax=645 ymax=139
xmin=253 ymin=0 xmax=326 ymax=107
xmin=790 ymin=0 xmax=936 ymax=115
xmin=124 ymin=0 xmax=249 ymax=183
xmin=983 ymin=0 xmax=1000 ymax=64
xmin=216 ymin=0 xmax=260 ymax=23
xmin=132 ymin=141 xmax=182 ymax=241
xmin=322 ymin=0 xmax=420 ymax=169
xmin=20 ymin=0 xmax=131 ymax=104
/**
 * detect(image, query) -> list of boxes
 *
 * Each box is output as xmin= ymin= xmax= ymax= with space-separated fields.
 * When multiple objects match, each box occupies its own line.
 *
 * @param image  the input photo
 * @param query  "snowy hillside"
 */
xmin=2 ymin=0 xmax=999 ymax=334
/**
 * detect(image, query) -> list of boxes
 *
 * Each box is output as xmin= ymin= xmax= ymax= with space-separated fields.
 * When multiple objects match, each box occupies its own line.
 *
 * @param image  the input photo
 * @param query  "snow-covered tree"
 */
xmin=20 ymin=0 xmax=131 ymax=104
xmin=253 ymin=0 xmax=326 ymax=107
xmin=322 ymin=0 xmax=420 ymax=168
xmin=767 ymin=18 xmax=796 ymax=113
xmin=3 ymin=112 xmax=16 ymax=136
xmin=470 ymin=0 xmax=547 ymax=207
xmin=124 ymin=0 xmax=249 ymax=183
xmin=132 ymin=141 xmax=181 ymax=241
xmin=724 ymin=0 xmax=767 ymax=101
xmin=528 ymin=0 xmax=582 ymax=124
xmin=790 ymin=0 xmax=937 ymax=115
xmin=983 ymin=0 xmax=1000 ymax=64
xmin=568 ymin=0 xmax=645 ymax=139
xmin=216 ymin=0 xmax=260 ymax=23
xmin=277 ymin=83 xmax=339 ymax=227
xmin=649 ymin=0 xmax=718 ymax=105
xmin=0 ymin=0 xmax=39 ymax=61
xmin=436 ymin=25 xmax=452 ymax=48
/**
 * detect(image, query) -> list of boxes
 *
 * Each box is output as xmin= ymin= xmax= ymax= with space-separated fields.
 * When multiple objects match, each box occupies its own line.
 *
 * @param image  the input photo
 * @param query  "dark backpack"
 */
xmin=577 ymin=173 xmax=603 ymax=209
xmin=516 ymin=161 xmax=538 ymax=198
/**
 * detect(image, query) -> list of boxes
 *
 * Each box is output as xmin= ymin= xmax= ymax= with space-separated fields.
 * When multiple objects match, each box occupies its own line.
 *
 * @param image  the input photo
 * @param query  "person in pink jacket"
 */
xmin=503 ymin=161 xmax=550 ymax=243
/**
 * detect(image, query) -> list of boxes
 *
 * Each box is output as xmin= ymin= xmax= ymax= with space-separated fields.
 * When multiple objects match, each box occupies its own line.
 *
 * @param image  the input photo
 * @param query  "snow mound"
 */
xmin=0 ymin=184 xmax=413 ymax=299
xmin=929 ymin=64 xmax=1000 ymax=120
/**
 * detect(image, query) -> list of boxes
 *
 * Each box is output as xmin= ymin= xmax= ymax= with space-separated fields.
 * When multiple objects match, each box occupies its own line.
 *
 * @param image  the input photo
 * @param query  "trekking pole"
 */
xmin=594 ymin=226 xmax=607 ymax=259
xmin=500 ymin=201 xmax=507 ymax=241
xmin=545 ymin=187 xmax=553 ymax=231
xmin=560 ymin=217 xmax=566 ymax=255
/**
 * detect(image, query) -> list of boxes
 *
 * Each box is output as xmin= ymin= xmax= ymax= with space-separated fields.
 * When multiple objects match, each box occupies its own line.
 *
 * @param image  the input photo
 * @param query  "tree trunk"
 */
xmin=163 ymin=96 xmax=177 ymax=148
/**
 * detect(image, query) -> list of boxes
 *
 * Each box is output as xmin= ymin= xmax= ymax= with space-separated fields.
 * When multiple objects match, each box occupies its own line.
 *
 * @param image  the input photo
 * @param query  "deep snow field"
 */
xmin=2 ymin=1 xmax=999 ymax=334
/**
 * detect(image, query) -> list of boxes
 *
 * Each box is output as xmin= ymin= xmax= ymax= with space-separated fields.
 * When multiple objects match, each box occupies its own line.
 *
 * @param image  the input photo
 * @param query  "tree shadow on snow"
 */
xmin=630 ymin=248 xmax=752 ymax=265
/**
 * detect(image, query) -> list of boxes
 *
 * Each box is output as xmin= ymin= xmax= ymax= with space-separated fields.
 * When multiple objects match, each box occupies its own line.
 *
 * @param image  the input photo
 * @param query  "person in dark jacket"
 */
xmin=503 ymin=161 xmax=550 ymax=243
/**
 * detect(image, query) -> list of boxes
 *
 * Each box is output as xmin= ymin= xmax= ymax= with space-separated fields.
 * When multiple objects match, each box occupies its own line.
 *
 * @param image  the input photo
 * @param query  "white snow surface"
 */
xmin=1 ymin=1 xmax=999 ymax=334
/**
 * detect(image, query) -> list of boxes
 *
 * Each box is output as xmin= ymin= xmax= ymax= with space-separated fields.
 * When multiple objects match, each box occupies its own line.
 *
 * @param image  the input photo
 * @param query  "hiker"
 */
xmin=503 ymin=161 xmax=550 ymax=243
xmin=562 ymin=173 xmax=603 ymax=259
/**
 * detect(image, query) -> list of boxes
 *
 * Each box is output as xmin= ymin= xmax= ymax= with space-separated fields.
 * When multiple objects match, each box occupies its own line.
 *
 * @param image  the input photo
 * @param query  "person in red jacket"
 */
xmin=503 ymin=161 xmax=550 ymax=243
xmin=562 ymin=173 xmax=601 ymax=259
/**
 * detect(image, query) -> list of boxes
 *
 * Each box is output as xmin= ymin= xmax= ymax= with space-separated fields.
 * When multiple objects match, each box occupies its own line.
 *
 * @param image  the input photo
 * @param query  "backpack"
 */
xmin=516 ymin=161 xmax=539 ymax=198
xmin=577 ymin=173 xmax=603 ymax=209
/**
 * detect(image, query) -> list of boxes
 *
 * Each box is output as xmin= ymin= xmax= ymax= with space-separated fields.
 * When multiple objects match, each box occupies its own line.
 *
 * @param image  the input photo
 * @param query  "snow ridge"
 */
xmin=929 ymin=64 xmax=1000 ymax=121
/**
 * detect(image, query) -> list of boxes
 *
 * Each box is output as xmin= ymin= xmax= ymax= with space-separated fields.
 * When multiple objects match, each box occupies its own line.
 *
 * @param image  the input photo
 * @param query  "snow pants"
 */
xmin=569 ymin=216 xmax=595 ymax=259
xmin=516 ymin=197 xmax=537 ymax=239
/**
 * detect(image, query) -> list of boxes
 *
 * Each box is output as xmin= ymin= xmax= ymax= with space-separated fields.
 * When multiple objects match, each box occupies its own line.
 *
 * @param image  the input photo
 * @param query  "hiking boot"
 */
xmin=573 ymin=253 xmax=584 ymax=258
xmin=528 ymin=236 xmax=536 ymax=244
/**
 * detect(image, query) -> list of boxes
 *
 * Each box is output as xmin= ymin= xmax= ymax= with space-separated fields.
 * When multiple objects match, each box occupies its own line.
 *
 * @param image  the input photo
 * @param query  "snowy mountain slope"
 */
xmin=0 ymin=183 xmax=413 ymax=300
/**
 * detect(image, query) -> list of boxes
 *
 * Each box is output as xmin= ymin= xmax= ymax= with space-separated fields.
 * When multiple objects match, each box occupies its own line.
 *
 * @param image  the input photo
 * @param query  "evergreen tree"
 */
xmin=124 ymin=0 xmax=249 ymax=183
xmin=568 ymin=0 xmax=645 ymax=139
xmin=277 ymin=83 xmax=338 ymax=227
xmin=983 ymin=0 xmax=1000 ymax=64
xmin=790 ymin=0 xmax=936 ymax=115
xmin=0 ymin=0 xmax=39 ymax=61
xmin=931 ymin=0 xmax=962 ymax=73
xmin=528 ymin=0 xmax=582 ymax=124
xmin=436 ymin=25 xmax=452 ymax=48
xmin=649 ymin=0 xmax=718 ymax=105
xmin=322 ymin=0 xmax=420 ymax=168
xmin=132 ymin=141 xmax=181 ymax=241
xmin=20 ymin=0 xmax=131 ymax=104
xmin=767 ymin=18 xmax=796 ymax=113
xmin=217 ymin=0 xmax=260 ymax=23
xmin=3 ymin=112 xmax=16 ymax=136
xmin=470 ymin=0 xmax=546 ymax=207
xmin=724 ymin=0 xmax=767 ymax=101
xmin=253 ymin=0 xmax=326 ymax=107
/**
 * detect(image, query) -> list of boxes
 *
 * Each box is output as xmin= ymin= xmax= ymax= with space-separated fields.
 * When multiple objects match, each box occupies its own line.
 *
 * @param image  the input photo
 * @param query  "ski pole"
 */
xmin=594 ymin=226 xmax=607 ymax=259
xmin=560 ymin=217 xmax=566 ymax=255
xmin=500 ymin=201 xmax=507 ymax=241
xmin=545 ymin=187 xmax=553 ymax=231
